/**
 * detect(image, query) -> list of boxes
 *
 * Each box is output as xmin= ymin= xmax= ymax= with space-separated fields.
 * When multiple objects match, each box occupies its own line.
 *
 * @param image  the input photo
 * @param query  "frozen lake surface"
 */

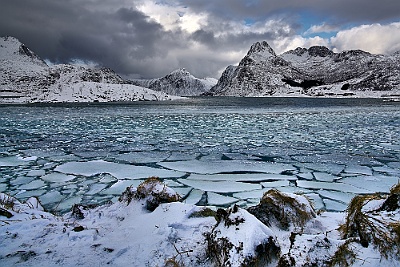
xmin=1 ymin=97 xmax=399 ymax=212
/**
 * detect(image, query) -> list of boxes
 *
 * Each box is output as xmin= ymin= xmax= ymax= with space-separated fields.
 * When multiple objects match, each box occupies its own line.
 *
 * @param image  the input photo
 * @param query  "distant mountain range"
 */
xmin=207 ymin=41 xmax=400 ymax=98
xmin=1 ymin=36 xmax=399 ymax=103
xmin=131 ymin=68 xmax=217 ymax=96
xmin=0 ymin=36 xmax=181 ymax=103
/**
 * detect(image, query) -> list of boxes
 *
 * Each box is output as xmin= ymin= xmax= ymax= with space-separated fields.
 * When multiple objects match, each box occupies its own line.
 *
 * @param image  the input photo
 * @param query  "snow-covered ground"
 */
xmin=1 ymin=179 xmax=399 ymax=266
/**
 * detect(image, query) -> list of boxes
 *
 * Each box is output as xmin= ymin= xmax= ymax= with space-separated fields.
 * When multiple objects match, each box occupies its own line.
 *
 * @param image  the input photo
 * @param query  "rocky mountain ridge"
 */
xmin=0 ymin=36 xmax=178 ymax=103
xmin=130 ymin=68 xmax=217 ymax=96
xmin=207 ymin=41 xmax=400 ymax=98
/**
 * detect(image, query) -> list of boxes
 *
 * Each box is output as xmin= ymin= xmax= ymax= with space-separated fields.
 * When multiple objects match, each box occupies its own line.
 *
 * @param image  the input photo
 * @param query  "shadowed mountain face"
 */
xmin=207 ymin=41 xmax=400 ymax=97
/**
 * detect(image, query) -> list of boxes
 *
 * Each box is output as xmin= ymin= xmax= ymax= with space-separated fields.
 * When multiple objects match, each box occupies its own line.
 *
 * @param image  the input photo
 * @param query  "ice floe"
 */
xmin=260 ymin=180 xmax=291 ymax=188
xmin=318 ymin=189 xmax=355 ymax=204
xmin=323 ymin=199 xmax=347 ymax=212
xmin=41 ymin=172 xmax=75 ymax=183
xmin=159 ymin=160 xmax=296 ymax=174
xmin=26 ymin=169 xmax=46 ymax=177
xmin=295 ymin=163 xmax=345 ymax=175
xmin=0 ymin=156 xmax=35 ymax=166
xmin=187 ymin=173 xmax=297 ymax=182
xmin=313 ymin=172 xmax=338 ymax=182
xmin=344 ymin=165 xmax=373 ymax=176
xmin=177 ymin=179 xmax=262 ymax=193
xmin=232 ymin=189 xmax=267 ymax=201
xmin=100 ymin=180 xmax=144 ymax=195
xmin=39 ymin=190 xmax=64 ymax=205
xmin=113 ymin=151 xmax=170 ymax=164
xmin=18 ymin=179 xmax=46 ymax=190
xmin=207 ymin=192 xmax=238 ymax=206
xmin=55 ymin=160 xmax=185 ymax=179
xmin=340 ymin=175 xmax=400 ymax=193
xmin=182 ymin=189 xmax=204 ymax=205
xmin=296 ymin=180 xmax=372 ymax=194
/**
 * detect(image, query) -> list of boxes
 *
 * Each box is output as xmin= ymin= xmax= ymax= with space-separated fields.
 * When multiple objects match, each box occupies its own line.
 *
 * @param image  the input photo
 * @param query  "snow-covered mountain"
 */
xmin=131 ymin=68 xmax=217 ymax=96
xmin=0 ymin=36 xmax=179 ymax=103
xmin=207 ymin=41 xmax=400 ymax=98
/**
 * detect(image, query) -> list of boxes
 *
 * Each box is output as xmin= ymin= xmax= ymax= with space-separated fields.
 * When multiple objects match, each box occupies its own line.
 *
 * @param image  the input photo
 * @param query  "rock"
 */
xmin=247 ymin=189 xmax=316 ymax=230
xmin=0 ymin=207 xmax=13 ymax=218
xmin=340 ymin=182 xmax=400 ymax=261
xmin=119 ymin=177 xmax=181 ymax=211
xmin=205 ymin=205 xmax=280 ymax=267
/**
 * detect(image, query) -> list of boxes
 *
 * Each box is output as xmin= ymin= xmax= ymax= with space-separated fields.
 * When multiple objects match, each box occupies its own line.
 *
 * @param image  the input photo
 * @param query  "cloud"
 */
xmin=182 ymin=0 xmax=400 ymax=24
xmin=0 ymin=0 xmax=399 ymax=79
xmin=331 ymin=22 xmax=400 ymax=54
xmin=305 ymin=23 xmax=340 ymax=35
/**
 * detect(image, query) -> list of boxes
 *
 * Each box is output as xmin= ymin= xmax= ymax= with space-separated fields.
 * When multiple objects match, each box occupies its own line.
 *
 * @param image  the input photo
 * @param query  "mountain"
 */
xmin=207 ymin=41 xmax=400 ymax=98
xmin=0 ymin=36 xmax=178 ymax=103
xmin=131 ymin=68 xmax=217 ymax=96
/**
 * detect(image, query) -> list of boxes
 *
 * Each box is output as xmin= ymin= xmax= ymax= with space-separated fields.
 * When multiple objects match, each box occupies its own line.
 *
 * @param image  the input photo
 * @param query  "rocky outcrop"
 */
xmin=208 ymin=41 xmax=400 ymax=97
xmin=247 ymin=189 xmax=316 ymax=230
xmin=131 ymin=68 xmax=217 ymax=96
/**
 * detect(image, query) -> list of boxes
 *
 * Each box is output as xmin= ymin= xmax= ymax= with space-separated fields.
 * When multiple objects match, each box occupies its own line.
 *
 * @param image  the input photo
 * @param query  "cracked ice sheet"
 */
xmin=296 ymin=180 xmax=372 ymax=194
xmin=340 ymin=175 xmax=400 ymax=193
xmin=187 ymin=173 xmax=297 ymax=182
xmin=318 ymin=190 xmax=355 ymax=204
xmin=100 ymin=180 xmax=144 ymax=195
xmin=55 ymin=160 xmax=185 ymax=179
xmin=344 ymin=165 xmax=373 ymax=176
xmin=182 ymin=189 xmax=204 ymax=205
xmin=207 ymin=192 xmax=238 ymax=206
xmin=294 ymin=163 xmax=344 ymax=175
xmin=41 ymin=173 xmax=75 ymax=183
xmin=0 ymin=155 xmax=36 ymax=166
xmin=178 ymin=179 xmax=261 ymax=193
xmin=159 ymin=160 xmax=296 ymax=174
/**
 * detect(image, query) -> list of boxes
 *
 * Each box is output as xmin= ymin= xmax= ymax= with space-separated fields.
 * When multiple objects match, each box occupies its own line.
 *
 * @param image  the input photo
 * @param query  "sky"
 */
xmin=0 ymin=0 xmax=399 ymax=79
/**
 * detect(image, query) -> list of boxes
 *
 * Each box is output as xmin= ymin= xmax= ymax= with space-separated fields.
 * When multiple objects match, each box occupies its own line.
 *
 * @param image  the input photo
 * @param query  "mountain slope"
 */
xmin=207 ymin=41 xmax=400 ymax=97
xmin=0 ymin=36 xmax=178 ymax=103
xmin=131 ymin=68 xmax=217 ymax=96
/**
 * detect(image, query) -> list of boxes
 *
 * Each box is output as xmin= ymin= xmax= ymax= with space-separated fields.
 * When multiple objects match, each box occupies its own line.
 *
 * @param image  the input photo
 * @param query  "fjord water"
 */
xmin=1 ymin=97 xmax=399 ymax=212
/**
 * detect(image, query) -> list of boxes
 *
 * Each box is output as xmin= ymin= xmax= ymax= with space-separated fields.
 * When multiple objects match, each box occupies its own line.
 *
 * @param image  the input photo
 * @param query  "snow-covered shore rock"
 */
xmin=0 ymin=36 xmax=180 ymax=103
xmin=207 ymin=41 xmax=400 ymax=98
xmin=1 ymin=178 xmax=399 ymax=266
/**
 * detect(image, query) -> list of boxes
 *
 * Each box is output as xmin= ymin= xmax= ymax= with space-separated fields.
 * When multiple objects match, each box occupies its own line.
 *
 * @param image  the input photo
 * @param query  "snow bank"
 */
xmin=1 ymin=179 xmax=400 ymax=267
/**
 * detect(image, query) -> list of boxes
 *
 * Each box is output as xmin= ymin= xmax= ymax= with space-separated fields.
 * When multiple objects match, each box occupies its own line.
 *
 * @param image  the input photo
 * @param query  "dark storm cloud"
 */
xmin=0 ymin=0 xmax=399 ymax=78
xmin=0 ymin=0 xmax=182 ymax=78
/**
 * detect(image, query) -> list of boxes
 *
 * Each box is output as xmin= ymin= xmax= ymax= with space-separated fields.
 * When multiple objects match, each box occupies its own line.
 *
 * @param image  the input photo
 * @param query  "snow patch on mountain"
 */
xmin=131 ymin=68 xmax=217 ymax=96
xmin=208 ymin=41 xmax=400 ymax=98
xmin=0 ymin=36 xmax=180 ymax=103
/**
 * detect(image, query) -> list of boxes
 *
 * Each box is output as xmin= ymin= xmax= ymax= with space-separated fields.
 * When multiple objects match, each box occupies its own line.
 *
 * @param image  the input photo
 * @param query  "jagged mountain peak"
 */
xmin=0 ymin=36 xmax=47 ymax=67
xmin=246 ymin=41 xmax=276 ymax=59
xmin=307 ymin=46 xmax=334 ymax=57
xmin=170 ymin=68 xmax=190 ymax=76
xmin=131 ymin=68 xmax=217 ymax=96
xmin=0 ymin=36 xmax=177 ymax=103
xmin=284 ymin=46 xmax=334 ymax=58
xmin=210 ymin=40 xmax=400 ymax=97
xmin=166 ymin=68 xmax=194 ymax=79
